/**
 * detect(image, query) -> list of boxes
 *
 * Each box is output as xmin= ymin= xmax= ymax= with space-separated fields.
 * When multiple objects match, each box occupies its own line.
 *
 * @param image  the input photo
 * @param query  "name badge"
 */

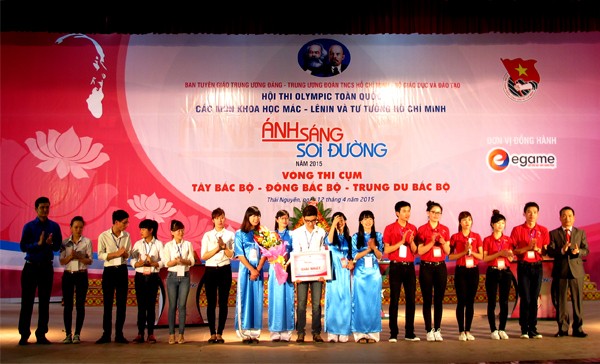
xmin=364 ymin=255 xmax=373 ymax=268
xmin=399 ymin=244 xmax=408 ymax=258
xmin=143 ymin=266 xmax=152 ymax=275
xmin=177 ymin=265 xmax=185 ymax=277
xmin=497 ymin=259 xmax=505 ymax=269
xmin=465 ymin=257 xmax=474 ymax=268
xmin=113 ymin=257 xmax=122 ymax=266
xmin=433 ymin=247 xmax=442 ymax=258
xmin=341 ymin=257 xmax=348 ymax=268
xmin=527 ymin=251 xmax=535 ymax=260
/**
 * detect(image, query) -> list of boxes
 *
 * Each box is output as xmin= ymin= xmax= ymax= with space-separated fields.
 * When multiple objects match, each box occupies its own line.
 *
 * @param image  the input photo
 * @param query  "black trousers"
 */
xmin=454 ymin=266 xmax=480 ymax=332
xmin=485 ymin=266 xmax=513 ymax=331
xmin=134 ymin=272 xmax=160 ymax=336
xmin=18 ymin=261 xmax=54 ymax=338
xmin=419 ymin=262 xmax=448 ymax=332
xmin=101 ymin=265 xmax=129 ymax=337
xmin=204 ymin=265 xmax=233 ymax=335
xmin=62 ymin=271 xmax=89 ymax=335
xmin=517 ymin=262 xmax=543 ymax=333
xmin=388 ymin=262 xmax=416 ymax=338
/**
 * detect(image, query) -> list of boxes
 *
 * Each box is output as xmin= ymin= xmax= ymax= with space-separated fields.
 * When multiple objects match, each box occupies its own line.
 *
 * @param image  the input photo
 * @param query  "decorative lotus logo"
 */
xmin=25 ymin=127 xmax=109 ymax=179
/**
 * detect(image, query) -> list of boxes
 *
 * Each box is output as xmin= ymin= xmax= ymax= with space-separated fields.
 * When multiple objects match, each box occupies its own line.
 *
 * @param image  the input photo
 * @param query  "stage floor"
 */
xmin=2 ymin=301 xmax=600 ymax=363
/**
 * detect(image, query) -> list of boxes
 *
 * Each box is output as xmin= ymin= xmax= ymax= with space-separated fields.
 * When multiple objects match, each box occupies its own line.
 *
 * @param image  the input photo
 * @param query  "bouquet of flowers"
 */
xmin=254 ymin=226 xmax=289 ymax=284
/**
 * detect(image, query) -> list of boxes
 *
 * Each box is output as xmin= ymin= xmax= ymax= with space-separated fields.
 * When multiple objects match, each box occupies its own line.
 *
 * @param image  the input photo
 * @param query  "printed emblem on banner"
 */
xmin=501 ymin=58 xmax=540 ymax=102
xmin=298 ymin=39 xmax=351 ymax=78
xmin=486 ymin=147 xmax=557 ymax=173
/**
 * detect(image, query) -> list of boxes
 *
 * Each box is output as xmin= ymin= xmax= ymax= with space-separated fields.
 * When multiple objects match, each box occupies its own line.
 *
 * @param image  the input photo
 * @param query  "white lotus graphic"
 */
xmin=128 ymin=193 xmax=177 ymax=223
xmin=25 ymin=127 xmax=110 ymax=179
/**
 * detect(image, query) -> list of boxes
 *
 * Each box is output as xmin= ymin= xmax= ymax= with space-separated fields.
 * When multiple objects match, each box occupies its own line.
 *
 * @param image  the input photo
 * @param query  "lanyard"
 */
xmin=144 ymin=239 xmax=153 ymax=256
xmin=303 ymin=230 xmax=316 ymax=251
xmin=463 ymin=232 xmax=471 ymax=245
xmin=70 ymin=236 xmax=81 ymax=248
xmin=494 ymin=235 xmax=504 ymax=253
xmin=111 ymin=233 xmax=121 ymax=249
xmin=398 ymin=224 xmax=406 ymax=236
xmin=529 ymin=228 xmax=537 ymax=241
xmin=176 ymin=241 xmax=183 ymax=258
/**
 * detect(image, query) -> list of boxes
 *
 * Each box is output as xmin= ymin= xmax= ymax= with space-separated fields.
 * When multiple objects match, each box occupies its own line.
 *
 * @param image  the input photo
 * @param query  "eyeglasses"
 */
xmin=430 ymin=211 xmax=442 ymax=215
xmin=304 ymin=218 xmax=317 ymax=224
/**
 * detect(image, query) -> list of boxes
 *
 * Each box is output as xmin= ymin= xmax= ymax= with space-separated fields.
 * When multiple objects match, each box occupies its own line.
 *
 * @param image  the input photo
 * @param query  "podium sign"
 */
xmin=290 ymin=251 xmax=332 ymax=282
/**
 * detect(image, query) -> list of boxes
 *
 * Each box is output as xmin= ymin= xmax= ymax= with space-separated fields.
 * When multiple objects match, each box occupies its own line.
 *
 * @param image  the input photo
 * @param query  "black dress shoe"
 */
xmin=554 ymin=331 xmax=568 ymax=337
xmin=95 ymin=336 xmax=111 ymax=344
xmin=18 ymin=336 xmax=29 ymax=346
xmin=296 ymin=333 xmax=305 ymax=343
xmin=36 ymin=336 xmax=51 ymax=345
xmin=115 ymin=336 xmax=130 ymax=344
xmin=573 ymin=331 xmax=588 ymax=338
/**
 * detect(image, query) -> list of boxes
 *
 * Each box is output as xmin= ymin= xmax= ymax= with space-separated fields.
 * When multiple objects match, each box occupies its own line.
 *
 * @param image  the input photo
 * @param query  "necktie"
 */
xmin=332 ymin=67 xmax=339 ymax=75
xmin=566 ymin=229 xmax=571 ymax=243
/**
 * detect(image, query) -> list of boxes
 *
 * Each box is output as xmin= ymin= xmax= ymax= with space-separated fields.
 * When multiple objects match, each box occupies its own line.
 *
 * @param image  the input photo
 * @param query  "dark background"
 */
xmin=1 ymin=0 xmax=598 ymax=34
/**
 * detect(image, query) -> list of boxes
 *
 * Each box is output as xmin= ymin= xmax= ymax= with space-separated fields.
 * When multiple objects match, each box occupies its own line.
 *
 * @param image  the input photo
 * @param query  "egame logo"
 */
xmin=501 ymin=58 xmax=540 ymax=102
xmin=487 ymin=148 xmax=510 ymax=172
xmin=487 ymin=148 xmax=557 ymax=173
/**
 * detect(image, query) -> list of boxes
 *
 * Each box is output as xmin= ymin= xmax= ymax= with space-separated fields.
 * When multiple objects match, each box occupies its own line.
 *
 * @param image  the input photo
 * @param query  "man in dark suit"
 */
xmin=316 ymin=44 xmax=348 ymax=77
xmin=547 ymin=206 xmax=589 ymax=338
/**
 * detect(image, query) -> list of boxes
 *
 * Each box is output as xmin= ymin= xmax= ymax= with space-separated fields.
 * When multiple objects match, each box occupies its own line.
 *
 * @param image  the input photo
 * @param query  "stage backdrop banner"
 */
xmin=1 ymin=32 xmax=599 ymax=299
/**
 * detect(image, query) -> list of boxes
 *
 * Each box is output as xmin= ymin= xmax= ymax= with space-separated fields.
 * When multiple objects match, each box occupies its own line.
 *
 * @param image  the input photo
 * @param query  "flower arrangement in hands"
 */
xmin=254 ymin=225 xmax=289 ymax=284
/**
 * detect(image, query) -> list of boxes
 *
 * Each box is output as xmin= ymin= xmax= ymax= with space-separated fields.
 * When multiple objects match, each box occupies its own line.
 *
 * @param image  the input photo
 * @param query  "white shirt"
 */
xmin=163 ymin=239 xmax=195 ymax=273
xmin=201 ymin=228 xmax=235 ymax=267
xmin=130 ymin=238 xmax=164 ymax=273
xmin=60 ymin=235 xmax=93 ymax=271
xmin=97 ymin=229 xmax=132 ymax=267
xmin=291 ymin=225 xmax=326 ymax=252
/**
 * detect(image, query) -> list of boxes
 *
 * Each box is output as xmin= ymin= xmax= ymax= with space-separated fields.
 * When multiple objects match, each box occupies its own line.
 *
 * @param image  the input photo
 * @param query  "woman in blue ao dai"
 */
xmin=324 ymin=212 xmax=355 ymax=343
xmin=263 ymin=210 xmax=295 ymax=342
xmin=351 ymin=210 xmax=384 ymax=343
xmin=233 ymin=206 xmax=265 ymax=344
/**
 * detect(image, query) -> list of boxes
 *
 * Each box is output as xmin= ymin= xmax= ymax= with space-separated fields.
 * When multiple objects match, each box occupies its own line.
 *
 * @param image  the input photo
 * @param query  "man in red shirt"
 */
xmin=510 ymin=201 xmax=549 ymax=339
xmin=383 ymin=201 xmax=420 ymax=342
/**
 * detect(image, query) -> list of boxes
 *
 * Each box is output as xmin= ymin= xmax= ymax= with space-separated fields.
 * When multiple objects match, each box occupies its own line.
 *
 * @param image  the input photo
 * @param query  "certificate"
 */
xmin=290 ymin=250 xmax=332 ymax=282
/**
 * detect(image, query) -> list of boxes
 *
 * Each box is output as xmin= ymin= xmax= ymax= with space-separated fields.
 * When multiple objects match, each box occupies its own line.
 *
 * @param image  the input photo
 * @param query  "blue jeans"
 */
xmin=167 ymin=272 xmax=190 ymax=335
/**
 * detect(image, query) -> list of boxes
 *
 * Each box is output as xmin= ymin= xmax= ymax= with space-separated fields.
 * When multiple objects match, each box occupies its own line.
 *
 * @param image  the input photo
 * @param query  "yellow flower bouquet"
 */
xmin=254 ymin=226 xmax=288 ymax=284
